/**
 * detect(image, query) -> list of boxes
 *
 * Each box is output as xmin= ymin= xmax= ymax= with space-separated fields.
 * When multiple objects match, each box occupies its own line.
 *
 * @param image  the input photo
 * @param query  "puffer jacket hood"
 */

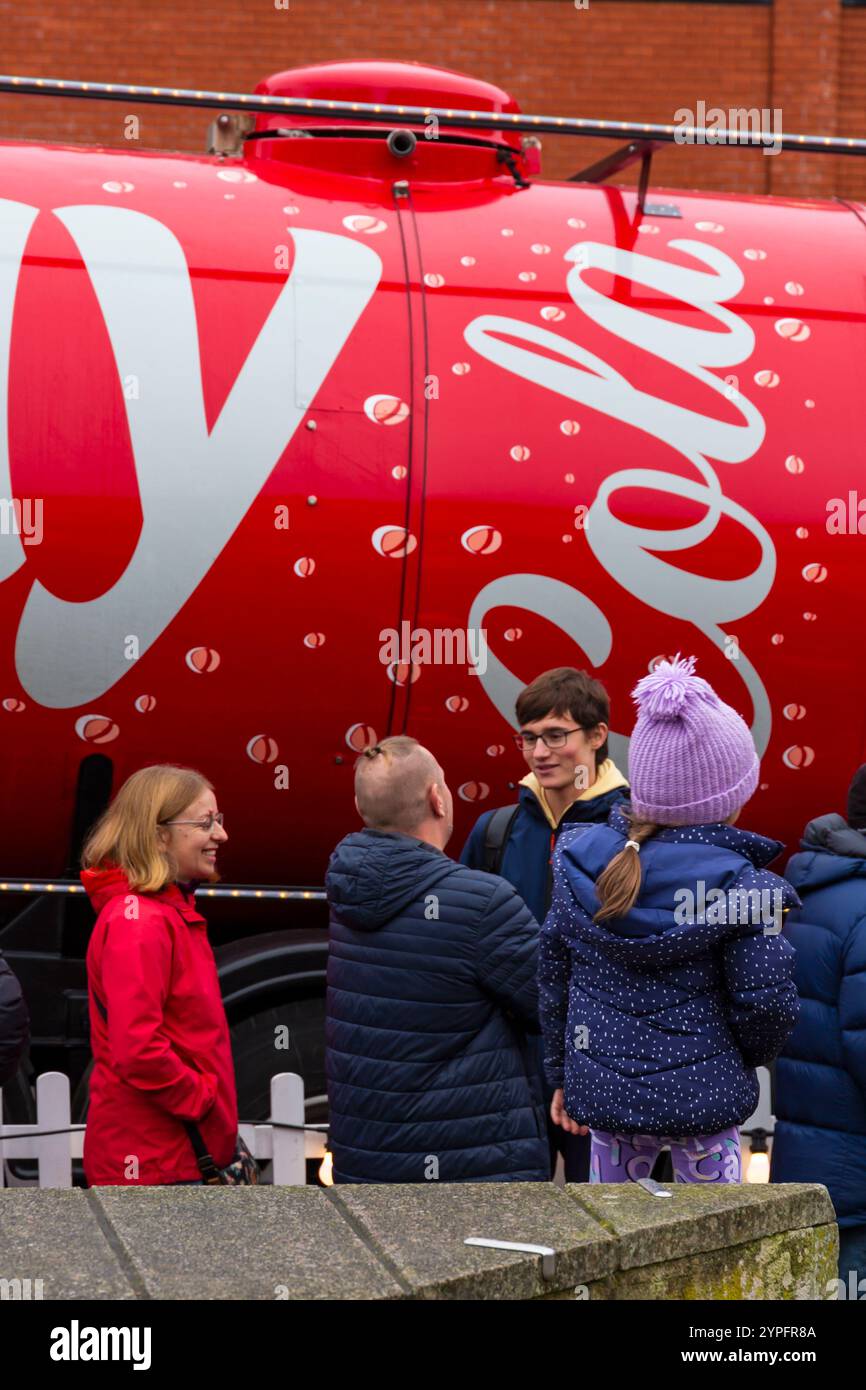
xmin=326 ymin=829 xmax=457 ymax=931
xmin=555 ymin=803 xmax=799 ymax=967
xmin=785 ymin=813 xmax=866 ymax=893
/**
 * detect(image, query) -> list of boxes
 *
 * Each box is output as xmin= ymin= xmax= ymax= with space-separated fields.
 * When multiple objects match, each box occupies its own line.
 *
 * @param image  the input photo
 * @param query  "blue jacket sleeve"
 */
xmin=460 ymin=811 xmax=494 ymax=870
xmin=538 ymin=856 xmax=572 ymax=1091
xmin=722 ymin=880 xmax=800 ymax=1068
xmin=473 ymin=879 xmax=541 ymax=1033
xmin=0 ymin=954 xmax=30 ymax=1088
xmin=840 ymin=912 xmax=866 ymax=1100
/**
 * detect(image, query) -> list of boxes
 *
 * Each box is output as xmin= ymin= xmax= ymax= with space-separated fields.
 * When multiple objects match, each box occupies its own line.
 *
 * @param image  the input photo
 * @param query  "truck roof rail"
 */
xmin=1 ymin=73 xmax=865 ymax=158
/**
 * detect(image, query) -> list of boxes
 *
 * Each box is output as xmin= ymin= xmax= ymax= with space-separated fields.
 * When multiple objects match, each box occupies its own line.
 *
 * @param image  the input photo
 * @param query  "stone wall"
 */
xmin=0 ymin=1181 xmax=837 ymax=1300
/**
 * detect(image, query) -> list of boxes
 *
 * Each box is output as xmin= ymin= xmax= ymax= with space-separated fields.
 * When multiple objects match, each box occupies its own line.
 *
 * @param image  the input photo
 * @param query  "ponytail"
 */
xmin=594 ymin=817 xmax=659 ymax=923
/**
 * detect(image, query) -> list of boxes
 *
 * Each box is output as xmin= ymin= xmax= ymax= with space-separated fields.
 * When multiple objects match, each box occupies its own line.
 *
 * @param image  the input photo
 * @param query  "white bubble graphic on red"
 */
xmin=763 ymin=296 xmax=774 ymax=305
xmin=504 ymin=627 xmax=523 ymax=642
xmin=461 ymin=525 xmax=502 ymax=555
xmin=102 ymin=180 xmax=135 ymax=194
xmin=564 ymin=472 xmax=575 ymax=484
xmin=172 ymin=181 xmax=187 ymax=189
xmin=134 ymin=695 xmax=156 ymax=713
xmin=364 ymin=394 xmax=410 ymax=425
xmin=771 ymin=633 xmax=784 ymax=645
xmin=541 ymin=306 xmax=565 ymax=322
xmin=460 ymin=256 xmax=476 ymax=266
xmin=2 ymin=697 xmax=25 ymax=712
xmin=293 ymin=556 xmax=316 ymax=577
xmin=510 ymin=445 xmax=530 ymax=461
xmin=217 ymin=168 xmax=256 ymax=183
xmin=501 ymin=228 xmax=515 ymax=237
xmin=282 ymin=204 xmax=300 ymax=214
xmin=372 ymin=525 xmax=417 ymax=558
xmin=185 ymin=646 xmax=220 ymax=674
xmin=388 ymin=662 xmax=421 ymax=686
xmin=345 ymin=723 xmax=378 ymax=751
xmin=530 ymin=243 xmax=551 ymax=254
xmin=518 ymin=271 xmax=537 ymax=282
xmin=785 ymin=281 xmax=805 ymax=296
xmin=486 ymin=744 xmax=506 ymax=757
xmin=247 ymin=735 xmax=279 ymax=764
xmin=567 ymin=218 xmax=587 ymax=229
xmin=754 ymin=370 xmax=780 ymax=388
xmin=562 ymin=534 xmax=573 ymax=543
xmin=560 ymin=420 xmax=581 ymax=436
xmin=803 ymin=611 xmax=817 ymax=622
xmin=775 ymin=317 xmax=810 ymax=343
xmin=75 ymin=714 xmax=119 ymax=744
xmin=695 ymin=221 xmax=724 ymax=233
xmin=783 ymin=704 xmax=807 ymax=721
xmin=805 ymin=399 xmax=815 ymax=408
xmin=424 ymin=273 xmax=445 ymax=288
xmin=452 ymin=362 xmax=471 ymax=375
xmin=743 ymin=248 xmax=767 ymax=261
xmin=636 ymin=224 xmax=659 ymax=235
xmin=785 ymin=455 xmax=805 ymax=475
xmin=445 ymin=695 xmax=469 ymax=712
xmin=458 ymin=781 xmax=490 ymax=802
xmin=303 ymin=632 xmax=326 ymax=648
xmin=391 ymin=465 xmax=408 ymax=480
xmin=802 ymin=563 xmax=827 ymax=583
xmin=783 ymin=745 xmax=815 ymax=769
xmin=795 ymin=526 xmax=809 ymax=539
xmin=342 ymin=214 xmax=386 ymax=234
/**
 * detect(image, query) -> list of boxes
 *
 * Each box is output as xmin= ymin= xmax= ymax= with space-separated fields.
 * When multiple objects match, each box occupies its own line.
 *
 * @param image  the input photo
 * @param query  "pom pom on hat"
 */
xmin=631 ymin=654 xmax=717 ymax=722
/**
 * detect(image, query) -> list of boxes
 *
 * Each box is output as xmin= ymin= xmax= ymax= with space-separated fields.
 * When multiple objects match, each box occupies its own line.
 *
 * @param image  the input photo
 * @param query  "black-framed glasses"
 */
xmin=160 ymin=812 xmax=225 ymax=832
xmin=512 ymin=727 xmax=583 ymax=751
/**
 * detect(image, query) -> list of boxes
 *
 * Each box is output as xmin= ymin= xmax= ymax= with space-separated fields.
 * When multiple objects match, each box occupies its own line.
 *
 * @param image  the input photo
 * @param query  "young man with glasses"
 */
xmin=460 ymin=666 xmax=629 ymax=1182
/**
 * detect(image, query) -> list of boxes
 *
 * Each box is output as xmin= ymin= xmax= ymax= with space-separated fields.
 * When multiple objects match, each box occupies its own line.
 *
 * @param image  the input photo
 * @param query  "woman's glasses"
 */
xmin=160 ymin=812 xmax=225 ymax=832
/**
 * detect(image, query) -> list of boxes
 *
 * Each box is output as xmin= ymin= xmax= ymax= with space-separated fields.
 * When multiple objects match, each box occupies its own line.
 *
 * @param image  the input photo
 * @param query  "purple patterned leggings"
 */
xmin=589 ymin=1127 xmax=742 ymax=1184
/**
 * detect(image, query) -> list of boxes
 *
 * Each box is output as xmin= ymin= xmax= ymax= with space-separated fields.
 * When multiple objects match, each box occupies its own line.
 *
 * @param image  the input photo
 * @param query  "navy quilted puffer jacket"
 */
xmin=325 ymin=828 xmax=549 ymax=1183
xmin=539 ymin=805 xmax=800 ymax=1137
xmin=771 ymin=813 xmax=866 ymax=1229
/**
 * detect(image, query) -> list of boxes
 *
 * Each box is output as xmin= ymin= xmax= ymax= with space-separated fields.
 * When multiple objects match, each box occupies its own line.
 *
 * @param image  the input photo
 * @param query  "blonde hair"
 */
xmin=81 ymin=764 xmax=214 ymax=893
xmin=354 ymin=736 xmax=442 ymax=832
xmin=593 ymin=817 xmax=659 ymax=923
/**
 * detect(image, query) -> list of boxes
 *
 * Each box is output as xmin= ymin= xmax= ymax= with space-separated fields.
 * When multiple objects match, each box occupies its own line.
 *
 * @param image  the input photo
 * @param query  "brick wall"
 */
xmin=0 ymin=0 xmax=862 ymax=201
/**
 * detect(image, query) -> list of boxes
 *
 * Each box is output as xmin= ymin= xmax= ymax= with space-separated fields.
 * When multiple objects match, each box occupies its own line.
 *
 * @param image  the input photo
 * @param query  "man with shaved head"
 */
xmin=325 ymin=735 xmax=549 ymax=1184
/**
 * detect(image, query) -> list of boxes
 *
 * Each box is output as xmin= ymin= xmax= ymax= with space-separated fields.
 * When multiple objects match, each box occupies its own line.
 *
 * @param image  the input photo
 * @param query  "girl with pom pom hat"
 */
xmin=539 ymin=656 xmax=800 ymax=1185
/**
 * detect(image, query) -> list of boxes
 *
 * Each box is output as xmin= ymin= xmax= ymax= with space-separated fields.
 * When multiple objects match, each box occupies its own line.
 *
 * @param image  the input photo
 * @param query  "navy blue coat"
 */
xmin=460 ymin=776 xmax=631 ymax=925
xmin=325 ymin=829 xmax=549 ymax=1183
xmin=539 ymin=805 xmax=800 ymax=1136
xmin=771 ymin=814 xmax=866 ymax=1229
xmin=0 ymin=952 xmax=29 ymax=1088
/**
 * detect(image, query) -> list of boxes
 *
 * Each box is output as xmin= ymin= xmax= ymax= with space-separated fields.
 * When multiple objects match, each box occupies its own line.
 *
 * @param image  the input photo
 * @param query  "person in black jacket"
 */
xmin=325 ymin=735 xmax=549 ymax=1183
xmin=771 ymin=763 xmax=866 ymax=1292
xmin=0 ymin=952 xmax=29 ymax=1088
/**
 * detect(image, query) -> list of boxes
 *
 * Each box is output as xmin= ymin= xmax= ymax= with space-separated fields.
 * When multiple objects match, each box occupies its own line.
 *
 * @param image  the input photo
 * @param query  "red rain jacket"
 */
xmin=82 ymin=865 xmax=238 ymax=1185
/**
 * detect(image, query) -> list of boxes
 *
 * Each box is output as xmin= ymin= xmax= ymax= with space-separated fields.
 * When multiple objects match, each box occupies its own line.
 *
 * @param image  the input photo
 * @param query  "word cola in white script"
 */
xmin=378 ymin=623 xmax=489 ymax=673
xmin=49 ymin=1321 xmax=152 ymax=1371
xmin=673 ymin=101 xmax=782 ymax=156
xmin=673 ymin=881 xmax=783 ymax=932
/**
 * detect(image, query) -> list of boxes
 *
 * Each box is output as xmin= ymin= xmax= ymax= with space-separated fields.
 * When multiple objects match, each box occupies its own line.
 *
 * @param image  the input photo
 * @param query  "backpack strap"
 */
xmin=482 ymin=805 xmax=520 ymax=875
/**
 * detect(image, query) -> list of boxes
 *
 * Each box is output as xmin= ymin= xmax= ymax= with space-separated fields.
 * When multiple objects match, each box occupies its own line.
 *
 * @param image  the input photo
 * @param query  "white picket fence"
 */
xmin=0 ymin=1071 xmax=328 ymax=1188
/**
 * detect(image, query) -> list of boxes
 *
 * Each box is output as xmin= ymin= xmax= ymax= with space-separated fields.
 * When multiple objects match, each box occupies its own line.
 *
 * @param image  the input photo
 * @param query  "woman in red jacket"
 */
xmin=80 ymin=764 xmax=238 ymax=1186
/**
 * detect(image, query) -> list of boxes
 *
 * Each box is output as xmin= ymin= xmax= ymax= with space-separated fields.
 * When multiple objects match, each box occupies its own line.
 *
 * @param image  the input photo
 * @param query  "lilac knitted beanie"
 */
xmin=628 ymin=655 xmax=759 ymax=826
